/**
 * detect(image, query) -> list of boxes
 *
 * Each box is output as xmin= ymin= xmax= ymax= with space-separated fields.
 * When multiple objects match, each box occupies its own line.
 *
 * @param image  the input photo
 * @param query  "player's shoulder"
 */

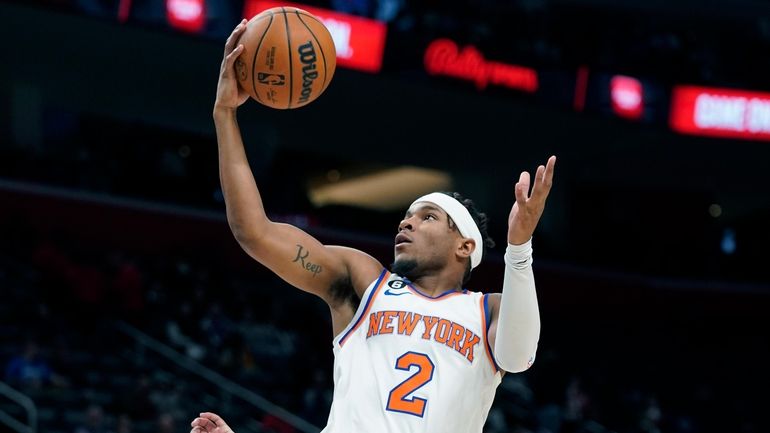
xmin=467 ymin=290 xmax=501 ymax=300
xmin=461 ymin=290 xmax=501 ymax=310
xmin=326 ymin=245 xmax=384 ymax=295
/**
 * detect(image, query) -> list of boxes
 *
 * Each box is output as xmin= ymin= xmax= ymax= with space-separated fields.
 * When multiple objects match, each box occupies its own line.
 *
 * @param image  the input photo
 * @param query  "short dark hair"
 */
xmin=441 ymin=191 xmax=495 ymax=284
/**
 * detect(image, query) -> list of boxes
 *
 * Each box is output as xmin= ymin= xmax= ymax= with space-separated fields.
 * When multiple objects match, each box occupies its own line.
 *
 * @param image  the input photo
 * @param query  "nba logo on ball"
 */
xmin=257 ymin=73 xmax=285 ymax=85
xmin=235 ymin=6 xmax=337 ymax=109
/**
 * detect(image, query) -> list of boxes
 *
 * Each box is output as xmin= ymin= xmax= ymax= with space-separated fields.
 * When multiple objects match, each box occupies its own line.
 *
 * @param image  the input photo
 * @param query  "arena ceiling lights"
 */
xmin=307 ymin=166 xmax=452 ymax=211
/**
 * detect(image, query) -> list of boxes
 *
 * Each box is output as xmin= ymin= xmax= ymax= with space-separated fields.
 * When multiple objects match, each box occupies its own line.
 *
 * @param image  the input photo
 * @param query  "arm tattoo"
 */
xmin=293 ymin=244 xmax=323 ymax=277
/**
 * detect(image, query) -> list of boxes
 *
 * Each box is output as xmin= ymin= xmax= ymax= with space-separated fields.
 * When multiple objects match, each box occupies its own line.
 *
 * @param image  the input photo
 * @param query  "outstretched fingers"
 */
xmin=545 ymin=155 xmax=556 ymax=184
xmin=224 ymin=44 xmax=245 ymax=69
xmin=224 ymin=19 xmax=248 ymax=56
xmin=530 ymin=155 xmax=556 ymax=202
xmin=514 ymin=170 xmax=530 ymax=206
xmin=199 ymin=412 xmax=226 ymax=425
xmin=190 ymin=417 xmax=217 ymax=432
xmin=190 ymin=412 xmax=231 ymax=433
xmin=221 ymin=20 xmax=247 ymax=77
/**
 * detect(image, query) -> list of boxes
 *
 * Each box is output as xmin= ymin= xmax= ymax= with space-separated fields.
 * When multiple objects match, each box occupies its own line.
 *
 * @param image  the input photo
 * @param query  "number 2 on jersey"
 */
xmin=386 ymin=352 xmax=435 ymax=417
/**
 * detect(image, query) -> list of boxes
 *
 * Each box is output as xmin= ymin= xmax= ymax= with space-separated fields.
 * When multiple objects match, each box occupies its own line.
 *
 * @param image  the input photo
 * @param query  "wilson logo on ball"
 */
xmin=297 ymin=41 xmax=319 ymax=104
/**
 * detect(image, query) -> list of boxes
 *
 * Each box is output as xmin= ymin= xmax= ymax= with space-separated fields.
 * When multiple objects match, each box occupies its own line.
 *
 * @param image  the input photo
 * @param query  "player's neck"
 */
xmin=409 ymin=269 xmax=463 ymax=297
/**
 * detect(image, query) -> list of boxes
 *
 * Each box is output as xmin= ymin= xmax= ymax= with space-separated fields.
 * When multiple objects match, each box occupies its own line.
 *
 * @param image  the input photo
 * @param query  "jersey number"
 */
xmin=386 ymin=352 xmax=435 ymax=417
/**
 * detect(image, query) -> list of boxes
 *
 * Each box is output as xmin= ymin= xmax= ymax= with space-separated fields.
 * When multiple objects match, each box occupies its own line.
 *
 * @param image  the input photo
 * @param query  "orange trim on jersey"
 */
xmin=339 ymin=270 xmax=390 ymax=347
xmin=479 ymin=295 xmax=500 ymax=374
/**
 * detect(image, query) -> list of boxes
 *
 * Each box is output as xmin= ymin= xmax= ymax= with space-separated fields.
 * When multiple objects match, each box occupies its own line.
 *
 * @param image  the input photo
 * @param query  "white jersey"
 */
xmin=322 ymin=269 xmax=502 ymax=433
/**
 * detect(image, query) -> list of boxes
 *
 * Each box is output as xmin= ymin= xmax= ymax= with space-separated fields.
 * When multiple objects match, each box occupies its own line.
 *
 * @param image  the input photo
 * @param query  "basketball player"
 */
xmin=191 ymin=20 xmax=556 ymax=433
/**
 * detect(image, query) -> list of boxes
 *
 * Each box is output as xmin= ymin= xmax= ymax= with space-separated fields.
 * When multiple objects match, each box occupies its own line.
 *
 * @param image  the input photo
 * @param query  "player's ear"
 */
xmin=456 ymin=238 xmax=475 ymax=261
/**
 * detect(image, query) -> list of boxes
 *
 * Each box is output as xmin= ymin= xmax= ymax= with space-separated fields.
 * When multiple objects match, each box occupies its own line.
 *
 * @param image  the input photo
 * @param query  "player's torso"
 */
xmin=323 ymin=270 xmax=502 ymax=433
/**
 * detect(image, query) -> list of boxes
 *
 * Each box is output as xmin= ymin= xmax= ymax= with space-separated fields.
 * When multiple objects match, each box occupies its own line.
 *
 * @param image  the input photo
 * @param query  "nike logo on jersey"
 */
xmin=366 ymin=310 xmax=481 ymax=363
xmin=384 ymin=289 xmax=411 ymax=296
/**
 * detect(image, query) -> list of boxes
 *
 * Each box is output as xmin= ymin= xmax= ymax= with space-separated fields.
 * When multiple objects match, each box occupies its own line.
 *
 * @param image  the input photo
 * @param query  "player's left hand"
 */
xmin=215 ymin=19 xmax=250 ymax=112
xmin=190 ymin=412 xmax=235 ymax=433
xmin=507 ymin=155 xmax=556 ymax=245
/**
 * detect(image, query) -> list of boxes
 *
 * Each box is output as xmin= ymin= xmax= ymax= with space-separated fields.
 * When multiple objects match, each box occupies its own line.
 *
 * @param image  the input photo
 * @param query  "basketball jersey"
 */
xmin=322 ymin=269 xmax=502 ymax=433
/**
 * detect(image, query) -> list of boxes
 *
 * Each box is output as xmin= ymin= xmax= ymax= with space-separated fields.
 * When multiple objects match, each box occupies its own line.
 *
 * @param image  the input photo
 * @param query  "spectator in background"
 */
xmin=49 ymin=333 xmax=80 ymax=387
xmin=375 ymin=0 xmax=404 ymax=22
xmin=261 ymin=413 xmax=296 ymax=433
xmin=115 ymin=414 xmax=133 ymax=433
xmin=75 ymin=0 xmax=118 ymax=19
xmin=238 ymin=307 xmax=296 ymax=360
xmin=563 ymin=376 xmax=591 ymax=433
xmin=165 ymin=300 xmax=207 ymax=361
xmin=331 ymin=0 xmax=374 ymax=17
xmin=156 ymin=412 xmax=176 ymax=433
xmin=149 ymin=381 xmax=186 ymax=422
xmin=73 ymin=404 xmax=111 ymax=433
xmin=484 ymin=407 xmax=509 ymax=433
xmin=4 ymin=337 xmax=67 ymax=390
xmin=107 ymin=251 xmax=145 ymax=320
xmin=66 ymin=253 xmax=108 ymax=313
xmin=638 ymin=396 xmax=662 ymax=433
xmin=199 ymin=301 xmax=236 ymax=366
xmin=300 ymin=368 xmax=333 ymax=426
xmin=116 ymin=372 xmax=156 ymax=422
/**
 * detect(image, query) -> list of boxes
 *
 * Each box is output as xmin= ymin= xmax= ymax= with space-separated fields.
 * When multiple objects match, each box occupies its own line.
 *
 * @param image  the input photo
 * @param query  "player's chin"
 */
xmin=393 ymin=246 xmax=412 ymax=262
xmin=391 ymin=257 xmax=418 ymax=279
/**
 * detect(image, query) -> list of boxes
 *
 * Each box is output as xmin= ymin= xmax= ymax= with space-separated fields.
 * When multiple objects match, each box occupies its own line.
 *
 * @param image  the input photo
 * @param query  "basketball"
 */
xmin=234 ymin=7 xmax=337 ymax=110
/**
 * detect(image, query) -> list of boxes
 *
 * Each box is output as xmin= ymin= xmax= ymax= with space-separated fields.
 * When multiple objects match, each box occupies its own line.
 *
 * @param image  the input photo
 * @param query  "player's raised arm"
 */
xmin=213 ymin=21 xmax=381 ymax=305
xmin=488 ymin=156 xmax=556 ymax=373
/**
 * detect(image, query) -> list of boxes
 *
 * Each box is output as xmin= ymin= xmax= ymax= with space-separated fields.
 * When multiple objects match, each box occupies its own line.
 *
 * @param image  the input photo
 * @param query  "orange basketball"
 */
xmin=234 ymin=7 xmax=337 ymax=110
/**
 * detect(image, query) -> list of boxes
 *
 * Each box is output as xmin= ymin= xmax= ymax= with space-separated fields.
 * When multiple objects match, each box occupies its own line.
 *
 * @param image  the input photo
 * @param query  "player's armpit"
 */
xmin=235 ymin=221 xmax=382 ymax=304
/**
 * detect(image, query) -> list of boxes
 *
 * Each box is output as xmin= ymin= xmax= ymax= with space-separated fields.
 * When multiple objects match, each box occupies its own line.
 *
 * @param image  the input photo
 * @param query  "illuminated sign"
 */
xmin=424 ymin=39 xmax=538 ymax=93
xmin=166 ymin=0 xmax=205 ymax=33
xmin=670 ymin=85 xmax=770 ymax=141
xmin=610 ymin=75 xmax=643 ymax=120
xmin=245 ymin=0 xmax=387 ymax=73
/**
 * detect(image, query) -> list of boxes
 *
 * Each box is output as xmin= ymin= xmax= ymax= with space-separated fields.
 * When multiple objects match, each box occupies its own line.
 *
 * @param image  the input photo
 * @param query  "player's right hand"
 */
xmin=190 ymin=412 xmax=235 ymax=433
xmin=507 ymin=155 xmax=556 ymax=245
xmin=215 ymin=20 xmax=250 ymax=111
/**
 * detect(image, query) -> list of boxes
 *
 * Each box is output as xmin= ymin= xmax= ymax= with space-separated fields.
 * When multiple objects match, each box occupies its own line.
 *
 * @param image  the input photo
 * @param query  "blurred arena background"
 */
xmin=1 ymin=0 xmax=769 ymax=432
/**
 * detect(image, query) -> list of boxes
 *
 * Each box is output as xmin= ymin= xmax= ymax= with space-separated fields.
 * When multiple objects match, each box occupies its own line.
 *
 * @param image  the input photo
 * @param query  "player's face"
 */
xmin=393 ymin=203 xmax=459 ymax=278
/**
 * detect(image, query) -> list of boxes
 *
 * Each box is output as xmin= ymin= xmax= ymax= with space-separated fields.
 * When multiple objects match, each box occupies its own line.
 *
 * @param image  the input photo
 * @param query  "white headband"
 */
xmin=411 ymin=192 xmax=484 ymax=269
